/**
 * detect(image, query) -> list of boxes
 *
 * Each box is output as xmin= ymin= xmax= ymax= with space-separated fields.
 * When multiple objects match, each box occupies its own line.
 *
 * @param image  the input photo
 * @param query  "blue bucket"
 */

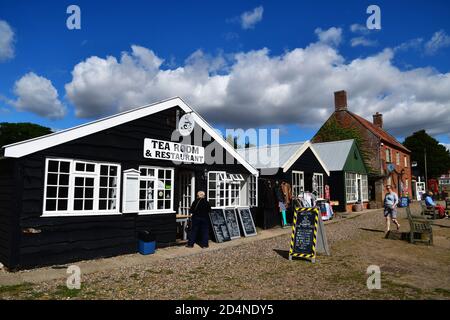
xmin=138 ymin=240 xmax=156 ymax=255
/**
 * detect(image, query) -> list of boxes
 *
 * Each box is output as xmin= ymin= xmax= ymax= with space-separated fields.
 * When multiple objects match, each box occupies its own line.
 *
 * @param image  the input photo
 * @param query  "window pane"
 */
xmin=107 ymin=166 xmax=116 ymax=176
xmin=75 ymin=177 xmax=84 ymax=186
xmin=99 ymin=200 xmax=107 ymax=210
xmin=76 ymin=162 xmax=85 ymax=171
xmin=60 ymin=161 xmax=70 ymax=173
xmin=74 ymin=200 xmax=83 ymax=210
xmin=59 ymin=187 xmax=69 ymax=198
xmin=48 ymin=161 xmax=59 ymax=173
xmin=85 ymin=188 xmax=94 ymax=199
xmin=86 ymin=164 xmax=95 ymax=172
xmin=59 ymin=174 xmax=69 ymax=186
xmin=85 ymin=178 xmax=94 ymax=187
xmin=85 ymin=200 xmax=93 ymax=210
xmin=101 ymin=165 xmax=109 ymax=176
xmin=47 ymin=186 xmax=57 ymax=198
xmin=58 ymin=200 xmax=68 ymax=211
xmin=100 ymin=188 xmax=108 ymax=198
xmin=47 ymin=174 xmax=58 ymax=185
xmin=46 ymin=199 xmax=57 ymax=211
xmin=74 ymin=187 xmax=84 ymax=198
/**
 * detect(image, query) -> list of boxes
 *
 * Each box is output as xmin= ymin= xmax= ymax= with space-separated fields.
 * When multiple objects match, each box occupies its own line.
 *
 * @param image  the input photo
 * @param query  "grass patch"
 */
xmin=0 ymin=283 xmax=33 ymax=295
xmin=205 ymin=289 xmax=225 ymax=295
xmin=51 ymin=285 xmax=82 ymax=299
xmin=433 ymin=288 xmax=450 ymax=297
xmin=184 ymin=295 xmax=202 ymax=300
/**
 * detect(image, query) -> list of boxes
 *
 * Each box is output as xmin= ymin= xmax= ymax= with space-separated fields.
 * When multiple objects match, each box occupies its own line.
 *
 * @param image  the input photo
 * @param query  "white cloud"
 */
xmin=351 ymin=37 xmax=378 ymax=47
xmin=240 ymin=6 xmax=264 ymax=30
xmin=12 ymin=72 xmax=66 ymax=119
xmin=64 ymin=33 xmax=450 ymax=139
xmin=441 ymin=143 xmax=450 ymax=152
xmin=350 ymin=24 xmax=369 ymax=35
xmin=0 ymin=20 xmax=15 ymax=61
xmin=315 ymin=27 xmax=342 ymax=46
xmin=425 ymin=30 xmax=450 ymax=55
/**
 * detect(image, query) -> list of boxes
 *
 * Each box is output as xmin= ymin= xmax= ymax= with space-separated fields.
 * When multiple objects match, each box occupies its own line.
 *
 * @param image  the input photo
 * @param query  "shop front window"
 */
xmin=208 ymin=171 xmax=248 ymax=207
xmin=139 ymin=166 xmax=173 ymax=213
xmin=345 ymin=172 xmax=357 ymax=203
xmin=43 ymin=158 xmax=121 ymax=216
xmin=313 ymin=173 xmax=324 ymax=199
xmin=292 ymin=171 xmax=304 ymax=198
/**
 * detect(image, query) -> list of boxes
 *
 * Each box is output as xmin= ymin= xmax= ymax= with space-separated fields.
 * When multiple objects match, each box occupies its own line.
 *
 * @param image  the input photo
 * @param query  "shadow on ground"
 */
xmin=273 ymin=249 xmax=290 ymax=260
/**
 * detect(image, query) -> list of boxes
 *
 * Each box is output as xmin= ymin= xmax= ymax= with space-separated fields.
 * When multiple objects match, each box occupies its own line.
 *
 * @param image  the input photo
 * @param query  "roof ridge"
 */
xmin=347 ymin=111 xmax=410 ymax=153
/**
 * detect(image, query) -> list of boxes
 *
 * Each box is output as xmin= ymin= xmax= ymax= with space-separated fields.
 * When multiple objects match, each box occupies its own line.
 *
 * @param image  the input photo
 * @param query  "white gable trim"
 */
xmin=2 ymin=97 xmax=258 ymax=176
xmin=282 ymin=141 xmax=330 ymax=176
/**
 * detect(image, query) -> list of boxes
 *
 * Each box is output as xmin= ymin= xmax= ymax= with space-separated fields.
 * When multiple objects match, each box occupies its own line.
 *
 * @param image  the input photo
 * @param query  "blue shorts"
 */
xmin=279 ymin=202 xmax=286 ymax=211
xmin=384 ymin=206 xmax=397 ymax=219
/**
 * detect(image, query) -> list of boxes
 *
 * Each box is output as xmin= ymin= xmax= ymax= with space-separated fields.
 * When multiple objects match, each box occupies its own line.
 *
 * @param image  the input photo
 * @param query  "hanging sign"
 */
xmin=178 ymin=113 xmax=195 ymax=136
xmin=289 ymin=206 xmax=330 ymax=263
xmin=143 ymin=138 xmax=205 ymax=164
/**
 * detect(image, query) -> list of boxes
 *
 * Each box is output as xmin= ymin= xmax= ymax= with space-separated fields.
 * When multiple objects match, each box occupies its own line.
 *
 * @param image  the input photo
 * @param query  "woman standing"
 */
xmin=186 ymin=191 xmax=211 ymax=248
xmin=384 ymin=185 xmax=400 ymax=232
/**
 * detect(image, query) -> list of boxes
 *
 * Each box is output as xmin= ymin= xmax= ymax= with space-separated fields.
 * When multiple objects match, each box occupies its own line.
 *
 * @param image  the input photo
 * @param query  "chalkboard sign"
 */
xmin=223 ymin=208 xmax=241 ymax=239
xmin=237 ymin=207 xmax=257 ymax=237
xmin=209 ymin=208 xmax=231 ymax=243
xmin=289 ymin=207 xmax=319 ymax=262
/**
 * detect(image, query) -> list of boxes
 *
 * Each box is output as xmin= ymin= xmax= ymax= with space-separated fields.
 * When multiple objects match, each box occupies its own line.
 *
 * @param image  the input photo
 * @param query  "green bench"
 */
xmin=406 ymin=206 xmax=433 ymax=245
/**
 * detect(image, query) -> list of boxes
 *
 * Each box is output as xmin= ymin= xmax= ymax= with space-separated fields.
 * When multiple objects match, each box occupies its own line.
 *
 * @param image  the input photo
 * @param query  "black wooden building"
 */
xmin=0 ymin=97 xmax=258 ymax=270
xmin=238 ymin=141 xmax=330 ymax=228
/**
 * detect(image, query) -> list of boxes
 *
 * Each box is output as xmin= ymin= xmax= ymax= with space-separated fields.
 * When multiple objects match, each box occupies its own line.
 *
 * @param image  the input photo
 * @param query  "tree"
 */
xmin=0 ymin=122 xmax=53 ymax=149
xmin=403 ymin=130 xmax=450 ymax=179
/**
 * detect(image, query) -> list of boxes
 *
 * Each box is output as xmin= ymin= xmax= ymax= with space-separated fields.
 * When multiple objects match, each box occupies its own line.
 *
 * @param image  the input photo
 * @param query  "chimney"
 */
xmin=334 ymin=90 xmax=348 ymax=112
xmin=373 ymin=112 xmax=383 ymax=128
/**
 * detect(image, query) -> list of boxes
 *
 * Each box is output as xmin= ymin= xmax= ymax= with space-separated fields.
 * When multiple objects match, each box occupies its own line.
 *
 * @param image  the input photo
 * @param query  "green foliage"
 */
xmin=403 ymin=130 xmax=450 ymax=178
xmin=314 ymin=118 xmax=374 ymax=173
xmin=0 ymin=122 xmax=52 ymax=148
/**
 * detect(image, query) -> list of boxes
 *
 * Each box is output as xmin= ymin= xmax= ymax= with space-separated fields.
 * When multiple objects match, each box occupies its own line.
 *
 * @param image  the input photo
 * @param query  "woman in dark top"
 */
xmin=186 ymin=191 xmax=211 ymax=248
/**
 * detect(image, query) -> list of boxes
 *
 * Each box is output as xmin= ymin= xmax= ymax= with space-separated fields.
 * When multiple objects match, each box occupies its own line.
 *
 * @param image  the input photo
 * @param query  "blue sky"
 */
xmin=0 ymin=0 xmax=450 ymax=147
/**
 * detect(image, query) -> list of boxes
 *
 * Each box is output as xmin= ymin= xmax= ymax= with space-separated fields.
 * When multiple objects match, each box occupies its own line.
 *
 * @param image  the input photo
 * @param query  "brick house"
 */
xmin=312 ymin=90 xmax=412 ymax=208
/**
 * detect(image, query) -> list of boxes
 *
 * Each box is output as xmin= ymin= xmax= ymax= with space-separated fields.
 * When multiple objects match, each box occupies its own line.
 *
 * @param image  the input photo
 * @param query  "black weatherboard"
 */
xmin=209 ymin=208 xmax=231 ymax=243
xmin=223 ymin=208 xmax=241 ymax=239
xmin=237 ymin=207 xmax=257 ymax=237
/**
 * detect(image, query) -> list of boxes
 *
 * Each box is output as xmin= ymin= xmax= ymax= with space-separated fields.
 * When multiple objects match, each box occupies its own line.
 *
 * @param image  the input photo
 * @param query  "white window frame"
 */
xmin=138 ymin=166 xmax=174 ymax=215
xmin=396 ymin=152 xmax=400 ymax=165
xmin=42 ymin=158 xmax=121 ymax=217
xmin=207 ymin=171 xmax=249 ymax=208
xmin=292 ymin=170 xmax=305 ymax=198
xmin=404 ymin=155 xmax=408 ymax=168
xmin=346 ymin=172 xmax=369 ymax=203
xmin=313 ymin=173 xmax=324 ymax=199
xmin=361 ymin=174 xmax=369 ymax=202
xmin=247 ymin=175 xmax=258 ymax=207
xmin=386 ymin=148 xmax=392 ymax=163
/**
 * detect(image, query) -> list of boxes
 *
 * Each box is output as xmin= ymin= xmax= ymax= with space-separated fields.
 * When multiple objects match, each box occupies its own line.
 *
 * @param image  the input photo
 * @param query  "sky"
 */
xmin=0 ymin=0 xmax=450 ymax=149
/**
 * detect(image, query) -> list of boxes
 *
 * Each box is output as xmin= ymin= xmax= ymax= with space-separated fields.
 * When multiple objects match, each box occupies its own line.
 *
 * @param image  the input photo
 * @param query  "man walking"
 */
xmin=384 ymin=185 xmax=400 ymax=232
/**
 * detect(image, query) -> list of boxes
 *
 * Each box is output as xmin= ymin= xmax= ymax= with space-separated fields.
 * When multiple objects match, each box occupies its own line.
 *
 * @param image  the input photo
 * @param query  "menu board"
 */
xmin=209 ymin=208 xmax=231 ymax=243
xmin=237 ymin=207 xmax=257 ymax=237
xmin=223 ymin=208 xmax=241 ymax=239
xmin=289 ymin=207 xmax=319 ymax=261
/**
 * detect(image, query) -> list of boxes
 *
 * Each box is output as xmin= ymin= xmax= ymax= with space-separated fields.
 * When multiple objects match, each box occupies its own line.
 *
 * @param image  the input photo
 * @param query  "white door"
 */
xmin=178 ymin=172 xmax=195 ymax=215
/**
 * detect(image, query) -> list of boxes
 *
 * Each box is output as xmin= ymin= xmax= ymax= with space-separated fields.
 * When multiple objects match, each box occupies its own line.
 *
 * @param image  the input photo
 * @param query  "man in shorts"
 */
xmin=384 ymin=185 xmax=400 ymax=232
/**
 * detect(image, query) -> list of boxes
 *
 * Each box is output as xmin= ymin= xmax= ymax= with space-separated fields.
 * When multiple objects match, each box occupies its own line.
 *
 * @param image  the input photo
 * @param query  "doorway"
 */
xmin=178 ymin=171 xmax=195 ymax=215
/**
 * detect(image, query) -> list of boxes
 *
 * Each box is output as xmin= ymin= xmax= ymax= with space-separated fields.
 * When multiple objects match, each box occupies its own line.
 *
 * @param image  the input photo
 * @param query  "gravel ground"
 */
xmin=1 ymin=206 xmax=449 ymax=300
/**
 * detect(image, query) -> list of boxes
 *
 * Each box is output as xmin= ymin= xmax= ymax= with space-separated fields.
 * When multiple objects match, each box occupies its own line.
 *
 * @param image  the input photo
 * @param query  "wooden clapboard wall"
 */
xmin=0 ymin=108 xmax=248 ymax=268
xmin=0 ymin=158 xmax=20 ymax=268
